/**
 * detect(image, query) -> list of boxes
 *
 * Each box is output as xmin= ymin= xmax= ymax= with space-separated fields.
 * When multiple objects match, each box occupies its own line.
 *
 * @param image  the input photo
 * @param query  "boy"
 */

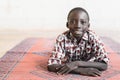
xmin=47 ymin=7 xmax=109 ymax=76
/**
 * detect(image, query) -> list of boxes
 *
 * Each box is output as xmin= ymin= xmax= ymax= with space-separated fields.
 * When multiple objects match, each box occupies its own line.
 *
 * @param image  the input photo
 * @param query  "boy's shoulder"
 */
xmin=56 ymin=30 xmax=69 ymax=42
xmin=88 ymin=30 xmax=102 ymax=42
xmin=88 ymin=30 xmax=98 ymax=37
xmin=88 ymin=30 xmax=96 ymax=36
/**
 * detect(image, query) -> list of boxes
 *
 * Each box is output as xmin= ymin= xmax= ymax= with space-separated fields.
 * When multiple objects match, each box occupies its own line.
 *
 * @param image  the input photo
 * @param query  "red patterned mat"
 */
xmin=0 ymin=37 xmax=120 ymax=80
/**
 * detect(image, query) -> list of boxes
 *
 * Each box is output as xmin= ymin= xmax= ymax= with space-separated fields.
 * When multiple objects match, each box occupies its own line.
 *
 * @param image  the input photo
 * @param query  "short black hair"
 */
xmin=67 ymin=7 xmax=90 ymax=21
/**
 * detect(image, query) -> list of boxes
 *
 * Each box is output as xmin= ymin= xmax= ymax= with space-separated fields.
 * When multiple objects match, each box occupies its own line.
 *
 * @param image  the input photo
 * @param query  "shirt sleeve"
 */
xmin=89 ymin=33 xmax=109 ymax=64
xmin=48 ymin=35 xmax=66 ymax=65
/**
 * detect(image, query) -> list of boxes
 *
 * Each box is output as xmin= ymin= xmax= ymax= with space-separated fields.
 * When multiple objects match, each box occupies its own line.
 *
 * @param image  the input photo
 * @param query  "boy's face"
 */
xmin=67 ymin=10 xmax=90 ymax=38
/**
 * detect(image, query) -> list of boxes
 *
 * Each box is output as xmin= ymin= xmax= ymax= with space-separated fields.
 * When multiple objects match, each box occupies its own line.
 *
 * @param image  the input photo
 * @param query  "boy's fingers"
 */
xmin=57 ymin=66 xmax=67 ymax=74
xmin=64 ymin=69 xmax=71 ymax=75
xmin=94 ymin=70 xmax=101 ymax=76
xmin=90 ymin=73 xmax=98 ymax=77
xmin=57 ymin=68 xmax=68 ymax=75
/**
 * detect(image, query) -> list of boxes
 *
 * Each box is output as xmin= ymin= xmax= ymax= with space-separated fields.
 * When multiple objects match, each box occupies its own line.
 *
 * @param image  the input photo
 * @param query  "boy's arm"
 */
xmin=56 ymin=61 xmax=107 ymax=74
xmin=47 ymin=62 xmax=103 ymax=76
xmin=47 ymin=61 xmax=107 ymax=75
xmin=47 ymin=64 xmax=63 ymax=72
xmin=75 ymin=61 xmax=108 ymax=71
xmin=71 ymin=67 xmax=102 ymax=76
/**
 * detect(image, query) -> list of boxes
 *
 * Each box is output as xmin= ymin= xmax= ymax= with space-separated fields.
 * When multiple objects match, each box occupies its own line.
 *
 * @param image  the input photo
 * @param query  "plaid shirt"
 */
xmin=48 ymin=30 xmax=109 ymax=65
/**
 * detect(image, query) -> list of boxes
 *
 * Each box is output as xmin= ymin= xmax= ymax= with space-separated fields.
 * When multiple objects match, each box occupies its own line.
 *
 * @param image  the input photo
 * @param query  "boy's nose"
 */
xmin=75 ymin=21 xmax=82 ymax=28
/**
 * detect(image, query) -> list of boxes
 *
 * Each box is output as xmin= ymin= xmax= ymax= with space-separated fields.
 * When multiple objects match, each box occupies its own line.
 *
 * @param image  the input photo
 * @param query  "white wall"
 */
xmin=0 ymin=0 xmax=120 ymax=31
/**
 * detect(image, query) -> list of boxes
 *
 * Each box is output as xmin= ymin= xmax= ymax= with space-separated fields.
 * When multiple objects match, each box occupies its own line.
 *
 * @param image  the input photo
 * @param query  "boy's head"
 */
xmin=66 ymin=7 xmax=90 ymax=38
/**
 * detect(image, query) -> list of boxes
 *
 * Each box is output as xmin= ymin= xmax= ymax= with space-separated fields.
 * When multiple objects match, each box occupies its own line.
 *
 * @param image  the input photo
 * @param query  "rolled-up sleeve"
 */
xmin=94 ymin=43 xmax=109 ymax=64
xmin=89 ymin=34 xmax=109 ymax=64
xmin=48 ymin=35 xmax=65 ymax=65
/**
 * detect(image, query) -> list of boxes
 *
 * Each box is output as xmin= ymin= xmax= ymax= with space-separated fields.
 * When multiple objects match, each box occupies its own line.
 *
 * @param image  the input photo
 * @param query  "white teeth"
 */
xmin=75 ymin=30 xmax=82 ymax=32
xmin=75 ymin=30 xmax=82 ymax=31
xmin=74 ymin=31 xmax=82 ymax=34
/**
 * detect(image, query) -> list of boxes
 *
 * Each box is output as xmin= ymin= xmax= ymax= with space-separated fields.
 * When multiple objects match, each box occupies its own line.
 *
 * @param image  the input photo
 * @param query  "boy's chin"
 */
xmin=73 ymin=32 xmax=83 ymax=36
xmin=73 ymin=34 xmax=83 ymax=38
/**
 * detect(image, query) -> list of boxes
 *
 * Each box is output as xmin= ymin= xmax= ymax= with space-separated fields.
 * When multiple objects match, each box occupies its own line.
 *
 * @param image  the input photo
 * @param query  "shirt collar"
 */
xmin=66 ymin=30 xmax=89 ymax=43
xmin=82 ymin=32 xmax=89 ymax=41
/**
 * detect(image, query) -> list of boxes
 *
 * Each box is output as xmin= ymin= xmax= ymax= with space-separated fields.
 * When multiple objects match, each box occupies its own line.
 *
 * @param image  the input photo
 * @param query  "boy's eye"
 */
xmin=81 ymin=21 xmax=86 ymax=24
xmin=69 ymin=20 xmax=87 ymax=25
xmin=69 ymin=20 xmax=75 ymax=24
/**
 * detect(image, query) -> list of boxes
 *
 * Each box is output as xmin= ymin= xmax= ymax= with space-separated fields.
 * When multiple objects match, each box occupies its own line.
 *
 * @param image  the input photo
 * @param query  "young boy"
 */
xmin=47 ymin=7 xmax=109 ymax=76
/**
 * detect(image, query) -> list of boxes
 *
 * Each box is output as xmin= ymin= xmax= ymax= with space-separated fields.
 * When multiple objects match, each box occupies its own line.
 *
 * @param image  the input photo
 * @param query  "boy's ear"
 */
xmin=66 ymin=22 xmax=69 ymax=28
xmin=88 ymin=23 xmax=90 ymax=28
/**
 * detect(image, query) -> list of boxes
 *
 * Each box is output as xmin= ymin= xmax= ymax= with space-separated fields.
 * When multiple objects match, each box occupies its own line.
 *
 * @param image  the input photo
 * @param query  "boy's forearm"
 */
xmin=47 ymin=61 xmax=108 ymax=73
xmin=71 ymin=67 xmax=85 ymax=74
xmin=71 ymin=67 xmax=102 ymax=76
xmin=75 ymin=61 xmax=108 ymax=71
xmin=47 ymin=64 xmax=63 ymax=72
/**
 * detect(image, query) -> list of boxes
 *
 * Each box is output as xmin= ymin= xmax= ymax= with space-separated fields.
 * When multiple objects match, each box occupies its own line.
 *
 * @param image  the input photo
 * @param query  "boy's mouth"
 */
xmin=73 ymin=29 xmax=83 ymax=35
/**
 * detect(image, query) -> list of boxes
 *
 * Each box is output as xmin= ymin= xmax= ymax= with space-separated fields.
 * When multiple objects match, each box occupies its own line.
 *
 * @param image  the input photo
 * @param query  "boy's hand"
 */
xmin=57 ymin=62 xmax=78 ymax=75
xmin=78 ymin=68 xmax=102 ymax=76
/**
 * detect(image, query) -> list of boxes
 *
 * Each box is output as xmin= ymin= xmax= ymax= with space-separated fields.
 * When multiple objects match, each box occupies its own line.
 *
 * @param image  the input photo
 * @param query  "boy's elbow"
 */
xmin=47 ymin=65 xmax=53 ymax=72
xmin=47 ymin=65 xmax=58 ymax=72
xmin=100 ymin=63 xmax=108 ymax=71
